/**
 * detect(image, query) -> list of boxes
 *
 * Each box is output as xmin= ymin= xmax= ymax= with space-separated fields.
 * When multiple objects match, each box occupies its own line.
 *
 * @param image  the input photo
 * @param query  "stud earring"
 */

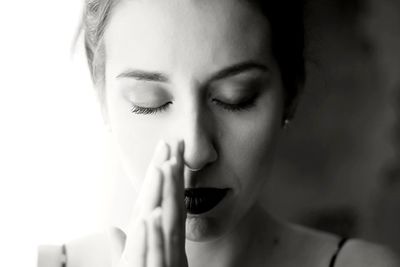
xmin=283 ymin=119 xmax=291 ymax=129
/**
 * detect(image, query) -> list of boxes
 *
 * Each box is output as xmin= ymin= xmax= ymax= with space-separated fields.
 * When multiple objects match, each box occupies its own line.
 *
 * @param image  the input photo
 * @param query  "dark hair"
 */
xmin=248 ymin=0 xmax=305 ymax=120
xmin=81 ymin=0 xmax=305 ymax=120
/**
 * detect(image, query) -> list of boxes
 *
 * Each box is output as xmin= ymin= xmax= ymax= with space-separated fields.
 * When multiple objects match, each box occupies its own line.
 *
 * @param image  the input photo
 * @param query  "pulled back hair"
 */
xmin=81 ymin=0 xmax=305 ymax=120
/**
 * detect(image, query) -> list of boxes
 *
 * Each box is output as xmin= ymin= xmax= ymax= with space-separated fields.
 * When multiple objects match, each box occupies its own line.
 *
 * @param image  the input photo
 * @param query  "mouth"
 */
xmin=184 ymin=188 xmax=229 ymax=215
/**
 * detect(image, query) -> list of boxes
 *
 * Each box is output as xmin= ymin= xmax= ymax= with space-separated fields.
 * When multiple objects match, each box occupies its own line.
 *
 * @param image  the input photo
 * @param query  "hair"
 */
xmin=81 ymin=0 xmax=305 ymax=120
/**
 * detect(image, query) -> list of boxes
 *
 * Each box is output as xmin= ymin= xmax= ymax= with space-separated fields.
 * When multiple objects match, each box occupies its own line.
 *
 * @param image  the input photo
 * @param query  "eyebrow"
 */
xmin=116 ymin=70 xmax=169 ymax=82
xmin=115 ymin=61 xmax=269 ymax=84
xmin=206 ymin=61 xmax=269 ymax=84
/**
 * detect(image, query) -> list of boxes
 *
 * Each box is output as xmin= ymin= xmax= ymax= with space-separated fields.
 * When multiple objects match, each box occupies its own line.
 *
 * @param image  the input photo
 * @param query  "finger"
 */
xmin=135 ymin=166 xmax=164 ymax=219
xmin=166 ymin=140 xmax=184 ymax=204
xmin=176 ymin=140 xmax=185 ymax=198
xmin=161 ymin=158 xmax=185 ymax=267
xmin=123 ymin=141 xmax=170 ymax=266
xmin=170 ymin=140 xmax=186 ymax=227
xmin=108 ymin=227 xmax=126 ymax=266
xmin=147 ymin=207 xmax=165 ymax=267
xmin=133 ymin=141 xmax=170 ymax=217
xmin=123 ymin=168 xmax=162 ymax=267
xmin=168 ymin=139 xmax=181 ymax=159
xmin=169 ymin=140 xmax=184 ymax=173
xmin=122 ymin=219 xmax=146 ymax=267
xmin=149 ymin=140 xmax=171 ymax=167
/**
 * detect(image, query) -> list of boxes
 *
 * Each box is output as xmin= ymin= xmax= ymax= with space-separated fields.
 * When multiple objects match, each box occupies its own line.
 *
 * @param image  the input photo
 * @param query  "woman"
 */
xmin=38 ymin=0 xmax=400 ymax=266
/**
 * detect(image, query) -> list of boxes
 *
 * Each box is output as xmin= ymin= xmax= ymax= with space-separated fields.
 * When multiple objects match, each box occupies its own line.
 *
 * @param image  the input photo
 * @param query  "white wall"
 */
xmin=0 ymin=1 xmax=111 ymax=265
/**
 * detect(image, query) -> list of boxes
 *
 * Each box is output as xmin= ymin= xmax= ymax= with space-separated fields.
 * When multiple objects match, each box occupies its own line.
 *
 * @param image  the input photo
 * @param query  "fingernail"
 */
xmin=153 ymin=207 xmax=162 ymax=227
xmin=170 ymin=156 xmax=178 ymax=165
xmin=155 ymin=140 xmax=167 ymax=154
xmin=178 ymin=140 xmax=184 ymax=153
xmin=153 ymin=140 xmax=170 ymax=164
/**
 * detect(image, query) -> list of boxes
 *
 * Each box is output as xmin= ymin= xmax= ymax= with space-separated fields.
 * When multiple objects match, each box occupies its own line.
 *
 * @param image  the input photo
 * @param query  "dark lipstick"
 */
xmin=184 ymin=188 xmax=229 ymax=214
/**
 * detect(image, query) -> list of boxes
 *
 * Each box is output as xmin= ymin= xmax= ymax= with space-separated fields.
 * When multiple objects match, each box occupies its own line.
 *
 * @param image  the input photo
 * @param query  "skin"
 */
xmin=105 ymin=0 xmax=282 ymax=243
xmin=90 ymin=0 xmax=400 ymax=266
xmin=103 ymin=0 xmax=286 ymax=265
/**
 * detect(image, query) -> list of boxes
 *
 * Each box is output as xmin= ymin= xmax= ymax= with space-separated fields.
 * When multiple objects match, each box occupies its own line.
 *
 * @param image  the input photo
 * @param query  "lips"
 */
xmin=184 ymin=188 xmax=229 ymax=214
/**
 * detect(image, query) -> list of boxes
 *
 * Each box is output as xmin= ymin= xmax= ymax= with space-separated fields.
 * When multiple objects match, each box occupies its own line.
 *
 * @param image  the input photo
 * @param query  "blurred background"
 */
xmin=264 ymin=0 xmax=400 ymax=256
xmin=0 ymin=0 xmax=399 ymax=266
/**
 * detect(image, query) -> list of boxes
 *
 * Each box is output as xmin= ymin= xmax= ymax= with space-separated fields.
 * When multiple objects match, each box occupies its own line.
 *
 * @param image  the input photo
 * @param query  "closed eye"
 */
xmin=129 ymin=95 xmax=258 ymax=115
xmin=212 ymin=95 xmax=257 ymax=112
xmin=130 ymin=102 xmax=172 ymax=115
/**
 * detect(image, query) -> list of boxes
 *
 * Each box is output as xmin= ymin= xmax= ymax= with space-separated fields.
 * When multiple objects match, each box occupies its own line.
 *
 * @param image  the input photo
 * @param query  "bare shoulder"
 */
xmin=335 ymin=239 xmax=400 ymax=267
xmin=65 ymin=231 xmax=112 ymax=267
xmin=282 ymin=221 xmax=341 ymax=251
xmin=278 ymin=221 xmax=342 ymax=266
xmin=279 ymin=221 xmax=399 ymax=267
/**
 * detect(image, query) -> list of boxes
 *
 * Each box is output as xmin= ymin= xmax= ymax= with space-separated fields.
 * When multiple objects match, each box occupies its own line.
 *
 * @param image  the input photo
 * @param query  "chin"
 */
xmin=184 ymin=189 xmax=245 ymax=242
xmin=185 ymin=214 xmax=223 ymax=242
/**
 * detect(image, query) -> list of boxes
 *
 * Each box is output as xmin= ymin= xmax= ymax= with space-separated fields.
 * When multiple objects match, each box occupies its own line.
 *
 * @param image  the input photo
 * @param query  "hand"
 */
xmin=109 ymin=140 xmax=188 ymax=267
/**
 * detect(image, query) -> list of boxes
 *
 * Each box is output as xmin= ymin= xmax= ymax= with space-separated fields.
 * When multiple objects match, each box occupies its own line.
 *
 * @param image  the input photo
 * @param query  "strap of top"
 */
xmin=41 ymin=237 xmax=348 ymax=267
xmin=329 ymin=238 xmax=348 ymax=267
xmin=61 ymin=244 xmax=67 ymax=267
xmin=37 ymin=244 xmax=67 ymax=267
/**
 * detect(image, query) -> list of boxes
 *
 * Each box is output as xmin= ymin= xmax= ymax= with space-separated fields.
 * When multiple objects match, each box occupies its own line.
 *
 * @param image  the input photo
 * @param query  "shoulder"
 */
xmin=38 ymin=231 xmax=112 ymax=267
xmin=279 ymin=222 xmax=399 ymax=267
xmin=334 ymin=239 xmax=400 ymax=267
xmin=277 ymin=221 xmax=343 ymax=266
xmin=282 ymin=222 xmax=342 ymax=253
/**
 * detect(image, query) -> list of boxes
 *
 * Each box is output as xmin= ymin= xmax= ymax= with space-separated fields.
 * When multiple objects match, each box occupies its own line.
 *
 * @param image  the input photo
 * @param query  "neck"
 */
xmin=185 ymin=202 xmax=279 ymax=267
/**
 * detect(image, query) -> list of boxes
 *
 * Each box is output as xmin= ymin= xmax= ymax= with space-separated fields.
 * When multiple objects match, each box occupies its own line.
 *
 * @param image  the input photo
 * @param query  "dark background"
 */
xmin=261 ymin=0 xmax=400 ymax=255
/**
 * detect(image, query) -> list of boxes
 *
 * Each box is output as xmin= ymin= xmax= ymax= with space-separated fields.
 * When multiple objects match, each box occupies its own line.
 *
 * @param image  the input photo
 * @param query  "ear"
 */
xmin=282 ymin=81 xmax=304 ymax=126
xmin=283 ymin=96 xmax=300 ymax=122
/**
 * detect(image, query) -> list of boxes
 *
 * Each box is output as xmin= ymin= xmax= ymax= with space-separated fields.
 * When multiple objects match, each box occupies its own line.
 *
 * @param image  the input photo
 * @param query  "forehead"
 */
xmin=104 ymin=0 xmax=272 ymax=78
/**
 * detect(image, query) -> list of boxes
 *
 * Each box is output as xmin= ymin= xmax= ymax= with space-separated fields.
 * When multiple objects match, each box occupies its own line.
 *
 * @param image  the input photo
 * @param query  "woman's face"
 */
xmin=104 ymin=0 xmax=284 ymax=241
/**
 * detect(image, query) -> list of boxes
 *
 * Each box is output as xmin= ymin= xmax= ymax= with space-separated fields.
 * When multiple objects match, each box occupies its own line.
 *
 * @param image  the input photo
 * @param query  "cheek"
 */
xmin=107 ymin=91 xmax=167 ymax=187
xmin=220 ymin=95 xmax=282 ymax=193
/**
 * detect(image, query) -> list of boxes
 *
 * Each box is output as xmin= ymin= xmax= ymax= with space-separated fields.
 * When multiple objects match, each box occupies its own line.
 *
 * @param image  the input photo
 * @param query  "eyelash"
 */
xmin=130 ymin=97 xmax=257 ymax=115
xmin=130 ymin=102 xmax=171 ymax=115
xmin=211 ymin=97 xmax=257 ymax=112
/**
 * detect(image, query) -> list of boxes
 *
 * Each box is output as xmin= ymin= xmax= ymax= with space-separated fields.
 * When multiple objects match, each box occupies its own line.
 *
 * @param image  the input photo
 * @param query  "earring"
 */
xmin=283 ymin=119 xmax=291 ymax=129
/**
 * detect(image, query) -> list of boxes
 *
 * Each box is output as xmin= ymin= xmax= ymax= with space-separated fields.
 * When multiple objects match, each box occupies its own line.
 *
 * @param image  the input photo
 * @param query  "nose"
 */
xmin=181 ymin=108 xmax=218 ymax=171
